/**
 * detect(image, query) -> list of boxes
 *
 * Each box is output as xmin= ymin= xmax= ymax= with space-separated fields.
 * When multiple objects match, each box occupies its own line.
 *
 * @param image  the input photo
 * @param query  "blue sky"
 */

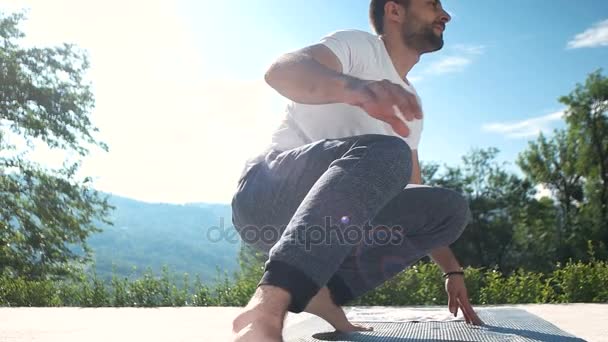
xmin=2 ymin=0 xmax=608 ymax=203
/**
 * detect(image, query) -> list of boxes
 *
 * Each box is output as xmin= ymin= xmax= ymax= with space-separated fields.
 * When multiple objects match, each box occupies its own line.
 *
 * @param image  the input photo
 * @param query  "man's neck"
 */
xmin=380 ymin=33 xmax=420 ymax=81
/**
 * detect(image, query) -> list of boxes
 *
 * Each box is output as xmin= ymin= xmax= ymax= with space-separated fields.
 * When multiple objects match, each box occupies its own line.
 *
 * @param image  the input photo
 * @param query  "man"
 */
xmin=230 ymin=0 xmax=483 ymax=340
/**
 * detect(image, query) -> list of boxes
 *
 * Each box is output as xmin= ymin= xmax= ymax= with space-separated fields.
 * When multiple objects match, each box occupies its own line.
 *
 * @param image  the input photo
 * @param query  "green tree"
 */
xmin=517 ymin=129 xmax=586 ymax=261
xmin=559 ymin=69 xmax=608 ymax=250
xmin=425 ymin=148 xmax=545 ymax=271
xmin=518 ymin=69 xmax=608 ymax=260
xmin=507 ymin=195 xmax=560 ymax=271
xmin=0 ymin=11 xmax=112 ymax=281
xmin=420 ymin=161 xmax=441 ymax=185
xmin=459 ymin=148 xmax=536 ymax=269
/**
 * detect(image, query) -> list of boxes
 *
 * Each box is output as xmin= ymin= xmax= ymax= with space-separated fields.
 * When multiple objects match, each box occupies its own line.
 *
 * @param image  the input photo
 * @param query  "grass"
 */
xmin=1 ymin=256 xmax=607 ymax=307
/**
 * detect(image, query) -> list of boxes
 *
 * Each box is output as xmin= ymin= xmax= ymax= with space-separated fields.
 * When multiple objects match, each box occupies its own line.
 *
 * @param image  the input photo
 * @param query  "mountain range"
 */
xmin=86 ymin=195 xmax=242 ymax=284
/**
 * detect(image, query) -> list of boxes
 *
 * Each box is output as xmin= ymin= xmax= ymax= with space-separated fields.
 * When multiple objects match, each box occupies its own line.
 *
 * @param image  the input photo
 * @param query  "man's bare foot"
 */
xmin=232 ymin=309 xmax=283 ymax=342
xmin=305 ymin=287 xmax=372 ymax=333
xmin=231 ymin=285 xmax=289 ymax=342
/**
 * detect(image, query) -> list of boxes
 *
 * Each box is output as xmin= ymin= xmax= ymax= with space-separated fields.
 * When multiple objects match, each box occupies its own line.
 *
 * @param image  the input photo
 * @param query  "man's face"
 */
xmin=399 ymin=0 xmax=451 ymax=53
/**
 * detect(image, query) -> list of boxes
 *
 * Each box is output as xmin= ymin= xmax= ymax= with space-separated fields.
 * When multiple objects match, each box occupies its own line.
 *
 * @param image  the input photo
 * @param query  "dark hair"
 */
xmin=369 ymin=0 xmax=410 ymax=35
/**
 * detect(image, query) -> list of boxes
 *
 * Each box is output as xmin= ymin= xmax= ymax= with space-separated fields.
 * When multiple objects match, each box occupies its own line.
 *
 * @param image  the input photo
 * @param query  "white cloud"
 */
xmin=452 ymin=44 xmax=485 ymax=55
xmin=567 ymin=19 xmax=608 ymax=49
xmin=482 ymin=110 xmax=564 ymax=139
xmin=426 ymin=56 xmax=471 ymax=75
xmin=416 ymin=44 xmax=485 ymax=79
xmin=3 ymin=0 xmax=285 ymax=204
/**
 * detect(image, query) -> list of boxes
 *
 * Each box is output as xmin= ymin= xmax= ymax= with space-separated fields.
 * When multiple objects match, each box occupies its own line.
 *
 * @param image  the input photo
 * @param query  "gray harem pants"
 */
xmin=231 ymin=134 xmax=471 ymax=313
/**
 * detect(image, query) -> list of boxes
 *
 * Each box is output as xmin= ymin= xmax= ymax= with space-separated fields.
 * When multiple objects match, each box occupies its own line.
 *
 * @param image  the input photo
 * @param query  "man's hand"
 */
xmin=445 ymin=275 xmax=484 ymax=325
xmin=342 ymin=78 xmax=422 ymax=138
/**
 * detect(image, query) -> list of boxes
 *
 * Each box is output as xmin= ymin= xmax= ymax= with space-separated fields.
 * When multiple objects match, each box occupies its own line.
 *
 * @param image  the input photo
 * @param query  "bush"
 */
xmin=551 ymin=259 xmax=608 ymax=303
xmin=478 ymin=268 xmax=554 ymax=304
xmin=1 ymin=258 xmax=607 ymax=307
xmin=0 ymin=276 xmax=62 ymax=307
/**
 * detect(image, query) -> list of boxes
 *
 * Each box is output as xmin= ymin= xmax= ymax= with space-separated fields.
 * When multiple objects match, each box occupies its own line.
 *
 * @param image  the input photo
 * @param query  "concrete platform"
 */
xmin=0 ymin=304 xmax=606 ymax=341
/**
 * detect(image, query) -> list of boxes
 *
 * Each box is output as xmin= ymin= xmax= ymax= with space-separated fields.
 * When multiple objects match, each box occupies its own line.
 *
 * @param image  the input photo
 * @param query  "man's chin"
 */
xmin=424 ymin=32 xmax=444 ymax=52
xmin=432 ymin=35 xmax=445 ymax=49
xmin=424 ymin=40 xmax=444 ymax=53
xmin=436 ymin=40 xmax=445 ymax=50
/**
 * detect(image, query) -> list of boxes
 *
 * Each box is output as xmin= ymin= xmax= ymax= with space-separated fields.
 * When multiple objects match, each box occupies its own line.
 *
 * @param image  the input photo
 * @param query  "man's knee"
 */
xmin=354 ymin=134 xmax=413 ymax=185
xmin=367 ymin=135 xmax=412 ymax=164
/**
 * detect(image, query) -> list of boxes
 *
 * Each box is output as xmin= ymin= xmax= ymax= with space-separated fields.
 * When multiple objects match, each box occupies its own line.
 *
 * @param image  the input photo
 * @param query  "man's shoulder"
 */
xmin=323 ymin=29 xmax=379 ymax=42
xmin=320 ymin=29 xmax=381 ymax=55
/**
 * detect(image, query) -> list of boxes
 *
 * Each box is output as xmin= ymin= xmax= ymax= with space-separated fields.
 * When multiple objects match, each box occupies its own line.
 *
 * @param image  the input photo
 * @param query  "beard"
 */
xmin=401 ymin=19 xmax=444 ymax=53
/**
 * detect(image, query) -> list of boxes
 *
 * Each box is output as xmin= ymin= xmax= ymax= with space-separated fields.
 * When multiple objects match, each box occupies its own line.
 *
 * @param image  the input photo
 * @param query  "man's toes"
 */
xmin=338 ymin=323 xmax=373 ymax=332
xmin=352 ymin=323 xmax=373 ymax=331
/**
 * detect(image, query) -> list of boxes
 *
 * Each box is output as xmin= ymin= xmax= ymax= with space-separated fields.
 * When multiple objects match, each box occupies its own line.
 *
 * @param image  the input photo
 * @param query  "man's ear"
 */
xmin=385 ymin=1 xmax=407 ymax=26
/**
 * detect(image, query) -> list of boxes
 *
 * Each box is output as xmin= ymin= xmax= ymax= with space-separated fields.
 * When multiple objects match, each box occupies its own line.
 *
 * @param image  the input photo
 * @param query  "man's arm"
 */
xmin=430 ymin=246 xmax=463 ymax=273
xmin=264 ymin=41 xmax=422 ymax=134
xmin=264 ymin=44 xmax=356 ymax=105
xmin=409 ymin=150 xmax=422 ymax=184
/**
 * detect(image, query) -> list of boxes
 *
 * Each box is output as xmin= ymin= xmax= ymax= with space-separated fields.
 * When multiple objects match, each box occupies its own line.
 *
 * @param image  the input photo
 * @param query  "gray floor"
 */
xmin=0 ymin=304 xmax=606 ymax=341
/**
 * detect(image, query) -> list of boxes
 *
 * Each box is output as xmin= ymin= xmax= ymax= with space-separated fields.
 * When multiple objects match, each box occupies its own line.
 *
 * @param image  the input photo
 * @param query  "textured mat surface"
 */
xmin=286 ymin=308 xmax=586 ymax=341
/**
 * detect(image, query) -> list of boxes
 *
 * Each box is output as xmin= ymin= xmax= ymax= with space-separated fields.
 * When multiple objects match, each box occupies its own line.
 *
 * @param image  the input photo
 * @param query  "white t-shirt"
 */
xmin=239 ymin=29 xmax=424 ymax=178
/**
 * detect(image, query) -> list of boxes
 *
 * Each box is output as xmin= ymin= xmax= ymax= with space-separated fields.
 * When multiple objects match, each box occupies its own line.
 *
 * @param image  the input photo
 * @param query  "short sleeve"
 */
xmin=319 ymin=30 xmax=372 ymax=76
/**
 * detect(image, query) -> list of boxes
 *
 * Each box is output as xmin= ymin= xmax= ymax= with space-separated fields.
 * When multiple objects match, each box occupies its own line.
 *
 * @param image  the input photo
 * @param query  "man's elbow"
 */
xmin=264 ymin=58 xmax=288 ymax=91
xmin=264 ymin=51 xmax=308 ymax=89
xmin=264 ymin=64 xmax=277 ymax=88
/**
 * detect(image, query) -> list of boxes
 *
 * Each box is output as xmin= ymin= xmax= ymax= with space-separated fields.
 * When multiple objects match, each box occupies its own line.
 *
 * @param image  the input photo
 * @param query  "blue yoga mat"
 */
xmin=286 ymin=308 xmax=586 ymax=341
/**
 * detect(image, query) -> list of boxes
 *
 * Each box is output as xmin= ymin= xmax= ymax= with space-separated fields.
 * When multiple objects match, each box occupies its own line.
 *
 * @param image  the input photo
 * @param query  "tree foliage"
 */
xmin=518 ymin=69 xmax=608 ymax=261
xmin=1 ymin=11 xmax=112 ymax=281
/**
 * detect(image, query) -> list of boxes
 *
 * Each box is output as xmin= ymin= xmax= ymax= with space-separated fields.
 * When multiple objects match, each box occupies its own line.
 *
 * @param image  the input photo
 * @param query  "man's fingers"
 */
xmin=406 ymin=89 xmax=423 ymax=120
xmin=393 ymin=105 xmax=407 ymax=124
xmin=459 ymin=296 xmax=483 ymax=325
xmin=398 ymin=103 xmax=416 ymax=122
xmin=455 ymin=295 xmax=472 ymax=323
xmin=404 ymin=93 xmax=422 ymax=120
xmin=384 ymin=84 xmax=412 ymax=120
xmin=460 ymin=302 xmax=472 ymax=324
xmin=464 ymin=305 xmax=480 ymax=325
xmin=388 ymin=116 xmax=410 ymax=137
xmin=374 ymin=81 xmax=419 ymax=122
xmin=464 ymin=302 xmax=484 ymax=325
xmin=410 ymin=97 xmax=423 ymax=120
xmin=471 ymin=311 xmax=484 ymax=325
xmin=447 ymin=295 xmax=458 ymax=317
xmin=401 ymin=95 xmax=418 ymax=121
xmin=390 ymin=83 xmax=422 ymax=120
xmin=358 ymin=80 xmax=420 ymax=135
xmin=385 ymin=84 xmax=416 ymax=121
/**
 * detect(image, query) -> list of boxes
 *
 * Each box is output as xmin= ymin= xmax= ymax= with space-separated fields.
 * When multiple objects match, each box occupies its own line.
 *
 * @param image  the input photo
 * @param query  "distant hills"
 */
xmin=85 ymin=195 xmax=242 ymax=284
